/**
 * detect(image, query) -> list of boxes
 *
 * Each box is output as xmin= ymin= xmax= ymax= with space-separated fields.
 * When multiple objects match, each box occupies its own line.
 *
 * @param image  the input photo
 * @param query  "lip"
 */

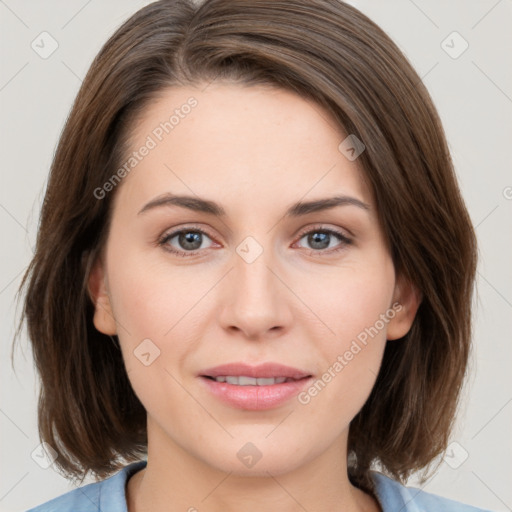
xmin=199 ymin=362 xmax=311 ymax=380
xmin=198 ymin=362 xmax=313 ymax=411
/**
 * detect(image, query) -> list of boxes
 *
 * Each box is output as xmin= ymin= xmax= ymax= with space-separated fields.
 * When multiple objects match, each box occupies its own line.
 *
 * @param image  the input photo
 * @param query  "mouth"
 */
xmin=198 ymin=362 xmax=313 ymax=410
xmin=199 ymin=362 xmax=312 ymax=380
xmin=202 ymin=375 xmax=301 ymax=385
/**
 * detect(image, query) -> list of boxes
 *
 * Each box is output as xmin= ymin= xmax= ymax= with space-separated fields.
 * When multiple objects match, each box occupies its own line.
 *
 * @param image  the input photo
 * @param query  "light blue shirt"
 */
xmin=26 ymin=460 xmax=494 ymax=511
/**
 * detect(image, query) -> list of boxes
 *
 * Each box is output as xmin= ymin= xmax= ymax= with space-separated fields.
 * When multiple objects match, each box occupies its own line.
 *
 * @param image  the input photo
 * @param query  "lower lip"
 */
xmin=199 ymin=376 xmax=312 ymax=410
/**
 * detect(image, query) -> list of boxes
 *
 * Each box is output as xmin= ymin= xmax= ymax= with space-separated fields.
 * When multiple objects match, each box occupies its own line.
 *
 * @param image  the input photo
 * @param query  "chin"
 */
xmin=199 ymin=439 xmax=312 ymax=478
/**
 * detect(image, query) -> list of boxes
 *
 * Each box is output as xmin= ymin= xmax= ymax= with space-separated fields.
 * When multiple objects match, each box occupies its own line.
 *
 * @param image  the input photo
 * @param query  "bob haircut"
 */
xmin=15 ymin=0 xmax=477 ymax=495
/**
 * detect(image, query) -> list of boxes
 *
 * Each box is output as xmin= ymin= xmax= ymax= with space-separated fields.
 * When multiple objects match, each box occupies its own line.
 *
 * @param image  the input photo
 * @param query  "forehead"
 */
xmin=117 ymin=82 xmax=373 ymax=216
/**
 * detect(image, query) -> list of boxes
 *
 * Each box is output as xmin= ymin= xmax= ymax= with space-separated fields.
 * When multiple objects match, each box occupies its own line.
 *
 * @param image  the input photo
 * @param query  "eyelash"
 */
xmin=157 ymin=224 xmax=353 ymax=258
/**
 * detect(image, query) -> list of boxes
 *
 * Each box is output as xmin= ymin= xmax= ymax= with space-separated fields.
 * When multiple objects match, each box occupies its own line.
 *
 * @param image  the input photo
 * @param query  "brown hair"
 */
xmin=14 ymin=0 xmax=477 ymax=494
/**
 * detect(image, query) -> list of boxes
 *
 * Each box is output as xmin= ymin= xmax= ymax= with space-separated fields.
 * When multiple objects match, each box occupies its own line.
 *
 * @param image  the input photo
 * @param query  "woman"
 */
xmin=17 ymin=0 xmax=490 ymax=510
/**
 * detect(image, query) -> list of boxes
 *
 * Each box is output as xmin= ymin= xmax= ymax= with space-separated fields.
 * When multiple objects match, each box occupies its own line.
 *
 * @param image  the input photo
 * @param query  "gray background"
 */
xmin=1 ymin=1 xmax=511 ymax=511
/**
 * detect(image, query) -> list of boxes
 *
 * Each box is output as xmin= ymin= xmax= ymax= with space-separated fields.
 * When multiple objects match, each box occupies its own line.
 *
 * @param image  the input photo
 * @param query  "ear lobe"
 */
xmin=87 ymin=257 xmax=117 ymax=336
xmin=386 ymin=273 xmax=422 ymax=341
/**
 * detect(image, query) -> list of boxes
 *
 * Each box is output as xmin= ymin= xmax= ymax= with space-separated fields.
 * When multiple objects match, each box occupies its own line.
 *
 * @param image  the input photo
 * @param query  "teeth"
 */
xmin=213 ymin=376 xmax=290 ymax=385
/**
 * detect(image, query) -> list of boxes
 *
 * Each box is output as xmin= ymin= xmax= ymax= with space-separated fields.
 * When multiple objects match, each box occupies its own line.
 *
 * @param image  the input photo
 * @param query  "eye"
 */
xmin=294 ymin=226 xmax=352 ymax=255
xmin=157 ymin=225 xmax=353 ymax=258
xmin=158 ymin=227 xmax=216 ymax=256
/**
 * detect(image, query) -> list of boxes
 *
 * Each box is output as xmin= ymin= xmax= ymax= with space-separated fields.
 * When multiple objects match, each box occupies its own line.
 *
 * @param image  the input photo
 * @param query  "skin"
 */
xmin=88 ymin=82 xmax=420 ymax=512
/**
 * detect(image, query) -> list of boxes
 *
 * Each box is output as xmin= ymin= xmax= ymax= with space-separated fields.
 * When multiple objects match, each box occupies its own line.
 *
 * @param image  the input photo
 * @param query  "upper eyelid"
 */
xmin=295 ymin=224 xmax=352 ymax=240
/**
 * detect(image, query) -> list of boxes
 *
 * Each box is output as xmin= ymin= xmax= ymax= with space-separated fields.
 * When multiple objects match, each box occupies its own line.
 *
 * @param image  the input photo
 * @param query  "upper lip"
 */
xmin=200 ymin=363 xmax=312 ymax=380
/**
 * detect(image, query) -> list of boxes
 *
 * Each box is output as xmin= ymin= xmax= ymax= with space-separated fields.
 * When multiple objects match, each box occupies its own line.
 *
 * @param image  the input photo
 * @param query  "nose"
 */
xmin=218 ymin=240 xmax=293 ymax=341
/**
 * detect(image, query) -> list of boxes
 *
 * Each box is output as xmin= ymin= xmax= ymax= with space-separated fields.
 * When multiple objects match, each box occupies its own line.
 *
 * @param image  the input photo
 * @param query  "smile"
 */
xmin=205 ymin=376 xmax=296 ymax=385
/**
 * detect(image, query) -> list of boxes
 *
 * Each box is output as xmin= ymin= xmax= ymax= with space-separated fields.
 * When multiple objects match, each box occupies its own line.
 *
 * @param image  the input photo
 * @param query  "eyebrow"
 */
xmin=137 ymin=193 xmax=370 ymax=217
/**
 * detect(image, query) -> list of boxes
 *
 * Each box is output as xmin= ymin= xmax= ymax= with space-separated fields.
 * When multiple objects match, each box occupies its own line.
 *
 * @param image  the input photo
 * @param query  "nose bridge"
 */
xmin=234 ymin=234 xmax=279 ymax=307
xmin=236 ymin=238 xmax=273 ymax=297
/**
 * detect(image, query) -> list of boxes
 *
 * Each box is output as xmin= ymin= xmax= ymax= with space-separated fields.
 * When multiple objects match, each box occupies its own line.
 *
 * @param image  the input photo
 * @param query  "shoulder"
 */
xmin=25 ymin=461 xmax=147 ymax=512
xmin=370 ymin=471 xmax=495 ymax=512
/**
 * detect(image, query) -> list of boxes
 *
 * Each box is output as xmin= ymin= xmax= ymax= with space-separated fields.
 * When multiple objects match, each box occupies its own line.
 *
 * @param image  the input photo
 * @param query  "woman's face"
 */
xmin=90 ymin=82 xmax=418 ymax=476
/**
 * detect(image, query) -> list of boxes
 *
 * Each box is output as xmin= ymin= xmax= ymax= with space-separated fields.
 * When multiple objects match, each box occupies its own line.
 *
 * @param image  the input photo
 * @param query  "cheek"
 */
xmin=297 ymin=259 xmax=394 ymax=414
xmin=302 ymin=258 xmax=395 ymax=343
xmin=105 ymin=241 xmax=223 ymax=400
xmin=107 ymin=242 xmax=199 ymax=336
xmin=104 ymin=236 xmax=198 ymax=381
xmin=106 ymin=256 xmax=197 ymax=419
